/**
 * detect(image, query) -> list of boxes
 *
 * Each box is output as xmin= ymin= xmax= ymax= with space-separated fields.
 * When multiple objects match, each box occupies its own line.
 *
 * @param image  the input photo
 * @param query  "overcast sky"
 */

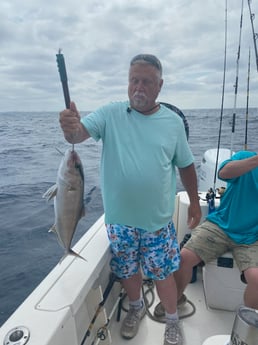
xmin=1 ymin=0 xmax=258 ymax=112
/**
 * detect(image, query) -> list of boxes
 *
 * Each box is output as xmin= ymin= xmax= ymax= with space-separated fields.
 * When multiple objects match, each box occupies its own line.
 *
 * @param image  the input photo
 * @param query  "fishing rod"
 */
xmin=56 ymin=49 xmax=71 ymax=109
xmin=245 ymin=48 xmax=251 ymax=151
xmin=247 ymin=0 xmax=258 ymax=73
xmin=212 ymin=0 xmax=228 ymax=193
xmin=230 ymin=0 xmax=244 ymax=157
xmin=56 ymin=49 xmax=75 ymax=151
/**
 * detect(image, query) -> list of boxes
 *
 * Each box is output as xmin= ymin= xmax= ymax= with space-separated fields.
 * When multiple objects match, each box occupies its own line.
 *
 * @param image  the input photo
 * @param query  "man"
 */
xmin=155 ymin=150 xmax=258 ymax=319
xmin=59 ymin=54 xmax=201 ymax=345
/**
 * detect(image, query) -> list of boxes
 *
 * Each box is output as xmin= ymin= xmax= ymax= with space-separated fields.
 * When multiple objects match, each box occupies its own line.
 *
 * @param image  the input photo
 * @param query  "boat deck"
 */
xmin=0 ymin=213 xmax=238 ymax=345
xmin=110 ymin=269 xmax=233 ymax=345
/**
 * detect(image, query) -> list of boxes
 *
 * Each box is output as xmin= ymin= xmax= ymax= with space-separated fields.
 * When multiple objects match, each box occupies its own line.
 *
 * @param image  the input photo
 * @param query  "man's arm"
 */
xmin=178 ymin=163 xmax=202 ymax=229
xmin=219 ymin=154 xmax=258 ymax=179
xmin=59 ymin=101 xmax=90 ymax=143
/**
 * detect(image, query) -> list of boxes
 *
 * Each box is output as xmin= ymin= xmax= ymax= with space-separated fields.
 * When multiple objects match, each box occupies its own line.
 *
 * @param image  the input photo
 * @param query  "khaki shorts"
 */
xmin=184 ymin=220 xmax=258 ymax=272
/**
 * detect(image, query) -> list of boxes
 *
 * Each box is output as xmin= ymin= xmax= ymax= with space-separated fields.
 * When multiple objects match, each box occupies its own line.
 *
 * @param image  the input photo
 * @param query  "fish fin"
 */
xmin=59 ymin=250 xmax=87 ymax=264
xmin=48 ymin=224 xmax=57 ymax=233
xmin=80 ymin=205 xmax=86 ymax=218
xmin=58 ymin=253 xmax=68 ymax=264
xmin=43 ymin=184 xmax=58 ymax=201
xmin=55 ymin=147 xmax=65 ymax=156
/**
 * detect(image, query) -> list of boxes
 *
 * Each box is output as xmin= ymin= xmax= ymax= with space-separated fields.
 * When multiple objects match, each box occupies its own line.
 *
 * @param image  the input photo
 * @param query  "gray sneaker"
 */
xmin=164 ymin=320 xmax=183 ymax=345
xmin=154 ymin=294 xmax=187 ymax=318
xmin=120 ymin=304 xmax=146 ymax=339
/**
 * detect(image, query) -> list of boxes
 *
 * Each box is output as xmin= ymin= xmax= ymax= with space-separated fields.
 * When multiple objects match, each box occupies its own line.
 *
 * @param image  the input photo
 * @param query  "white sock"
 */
xmin=129 ymin=298 xmax=144 ymax=310
xmin=165 ymin=311 xmax=179 ymax=322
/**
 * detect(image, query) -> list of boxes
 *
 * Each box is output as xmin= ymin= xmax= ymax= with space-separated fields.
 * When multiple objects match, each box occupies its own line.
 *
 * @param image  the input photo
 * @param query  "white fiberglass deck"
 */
xmin=0 ymin=205 xmax=239 ymax=345
xmin=110 ymin=269 xmax=233 ymax=345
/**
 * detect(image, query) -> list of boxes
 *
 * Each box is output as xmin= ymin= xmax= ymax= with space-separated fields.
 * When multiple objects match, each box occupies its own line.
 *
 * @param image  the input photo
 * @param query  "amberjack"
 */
xmin=43 ymin=148 xmax=86 ymax=261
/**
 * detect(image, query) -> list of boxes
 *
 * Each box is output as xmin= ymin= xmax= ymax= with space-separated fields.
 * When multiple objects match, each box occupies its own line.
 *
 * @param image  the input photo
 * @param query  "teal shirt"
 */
xmin=81 ymin=101 xmax=194 ymax=231
xmin=207 ymin=151 xmax=258 ymax=244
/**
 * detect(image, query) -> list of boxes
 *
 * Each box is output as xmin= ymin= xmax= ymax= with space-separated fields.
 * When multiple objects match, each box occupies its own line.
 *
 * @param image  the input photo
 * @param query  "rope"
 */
xmin=119 ymin=278 xmax=196 ymax=323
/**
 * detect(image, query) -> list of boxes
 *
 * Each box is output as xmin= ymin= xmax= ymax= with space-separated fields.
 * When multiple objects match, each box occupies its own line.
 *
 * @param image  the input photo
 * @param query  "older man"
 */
xmin=59 ymin=54 xmax=201 ymax=345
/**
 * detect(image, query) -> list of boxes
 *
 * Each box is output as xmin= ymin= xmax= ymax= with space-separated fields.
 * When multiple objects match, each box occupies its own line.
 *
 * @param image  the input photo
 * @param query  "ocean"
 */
xmin=0 ymin=107 xmax=257 ymax=326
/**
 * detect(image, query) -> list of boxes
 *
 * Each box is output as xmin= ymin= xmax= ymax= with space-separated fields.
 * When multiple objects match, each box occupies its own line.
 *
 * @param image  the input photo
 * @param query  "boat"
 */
xmin=3 ymin=131 xmax=258 ymax=345
xmin=0 ymin=132 xmax=257 ymax=343
xmin=2 ymin=2 xmax=258 ymax=345
xmin=1 ymin=179 xmax=257 ymax=345
xmin=3 ymin=148 xmax=258 ymax=343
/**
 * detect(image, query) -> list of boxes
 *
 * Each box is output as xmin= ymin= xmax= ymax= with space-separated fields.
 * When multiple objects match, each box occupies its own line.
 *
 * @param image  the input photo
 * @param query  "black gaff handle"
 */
xmin=56 ymin=50 xmax=71 ymax=109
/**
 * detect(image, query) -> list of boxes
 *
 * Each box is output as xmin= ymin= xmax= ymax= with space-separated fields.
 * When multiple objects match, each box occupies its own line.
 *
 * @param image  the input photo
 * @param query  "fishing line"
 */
xmin=213 ymin=0 xmax=228 ymax=191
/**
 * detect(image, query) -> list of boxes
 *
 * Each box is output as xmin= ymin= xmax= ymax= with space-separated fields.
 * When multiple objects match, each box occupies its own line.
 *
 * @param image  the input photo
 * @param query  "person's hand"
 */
xmin=59 ymin=101 xmax=81 ymax=143
xmin=187 ymin=202 xmax=202 ymax=229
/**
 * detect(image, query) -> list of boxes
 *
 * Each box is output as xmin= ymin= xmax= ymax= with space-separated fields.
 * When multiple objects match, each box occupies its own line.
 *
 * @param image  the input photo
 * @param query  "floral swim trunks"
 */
xmin=106 ymin=221 xmax=180 ymax=280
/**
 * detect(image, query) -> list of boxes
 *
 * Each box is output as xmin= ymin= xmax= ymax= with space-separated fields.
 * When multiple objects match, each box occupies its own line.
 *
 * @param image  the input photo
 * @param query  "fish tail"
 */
xmin=59 ymin=249 xmax=87 ymax=264
xmin=69 ymin=249 xmax=87 ymax=261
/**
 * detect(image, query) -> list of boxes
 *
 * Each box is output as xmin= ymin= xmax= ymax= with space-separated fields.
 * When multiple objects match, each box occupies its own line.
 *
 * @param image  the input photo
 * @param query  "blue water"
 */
xmin=0 ymin=108 xmax=257 ymax=326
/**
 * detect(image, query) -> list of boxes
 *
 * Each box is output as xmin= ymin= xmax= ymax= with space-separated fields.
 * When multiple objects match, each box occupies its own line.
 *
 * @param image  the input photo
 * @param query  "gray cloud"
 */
xmin=1 ymin=0 xmax=258 ymax=111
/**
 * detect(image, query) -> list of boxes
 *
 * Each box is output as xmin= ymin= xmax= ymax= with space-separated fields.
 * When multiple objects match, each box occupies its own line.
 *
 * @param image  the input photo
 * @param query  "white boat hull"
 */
xmin=1 ymin=215 xmax=122 ymax=345
xmin=2 ymin=148 xmax=252 ymax=345
xmin=0 ymin=192 xmax=241 ymax=345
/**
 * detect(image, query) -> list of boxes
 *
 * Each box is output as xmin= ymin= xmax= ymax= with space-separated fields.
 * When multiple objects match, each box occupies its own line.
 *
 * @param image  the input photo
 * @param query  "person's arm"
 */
xmin=59 ymin=101 xmax=90 ymax=143
xmin=219 ymin=154 xmax=258 ymax=179
xmin=178 ymin=163 xmax=202 ymax=229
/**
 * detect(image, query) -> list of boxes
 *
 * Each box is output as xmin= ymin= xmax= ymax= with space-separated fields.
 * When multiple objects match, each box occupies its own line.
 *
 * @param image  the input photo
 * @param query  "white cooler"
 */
xmin=203 ymin=252 xmax=246 ymax=311
xmin=176 ymin=191 xmax=220 ymax=244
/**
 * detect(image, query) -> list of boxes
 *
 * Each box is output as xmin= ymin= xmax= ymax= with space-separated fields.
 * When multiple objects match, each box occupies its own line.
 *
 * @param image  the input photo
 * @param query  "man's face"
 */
xmin=128 ymin=63 xmax=163 ymax=112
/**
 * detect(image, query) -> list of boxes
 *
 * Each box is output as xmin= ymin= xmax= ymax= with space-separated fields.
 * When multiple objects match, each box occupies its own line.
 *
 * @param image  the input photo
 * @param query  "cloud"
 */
xmin=1 ymin=0 xmax=258 ymax=111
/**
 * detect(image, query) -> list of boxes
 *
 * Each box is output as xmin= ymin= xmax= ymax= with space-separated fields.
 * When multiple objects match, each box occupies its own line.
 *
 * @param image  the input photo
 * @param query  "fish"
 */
xmin=43 ymin=148 xmax=86 ymax=261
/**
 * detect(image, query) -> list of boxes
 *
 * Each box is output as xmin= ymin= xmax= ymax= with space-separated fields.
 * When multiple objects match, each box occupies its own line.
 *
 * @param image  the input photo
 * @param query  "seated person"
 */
xmin=155 ymin=150 xmax=258 ymax=317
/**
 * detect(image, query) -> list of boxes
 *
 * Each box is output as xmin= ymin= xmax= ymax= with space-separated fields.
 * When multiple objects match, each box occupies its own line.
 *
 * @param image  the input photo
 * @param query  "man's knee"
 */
xmin=243 ymin=267 xmax=258 ymax=285
xmin=180 ymin=248 xmax=201 ymax=268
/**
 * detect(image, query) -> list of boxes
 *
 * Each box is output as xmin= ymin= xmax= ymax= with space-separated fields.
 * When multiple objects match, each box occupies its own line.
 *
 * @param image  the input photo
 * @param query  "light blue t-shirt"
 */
xmin=81 ymin=101 xmax=194 ymax=231
xmin=207 ymin=151 xmax=258 ymax=244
